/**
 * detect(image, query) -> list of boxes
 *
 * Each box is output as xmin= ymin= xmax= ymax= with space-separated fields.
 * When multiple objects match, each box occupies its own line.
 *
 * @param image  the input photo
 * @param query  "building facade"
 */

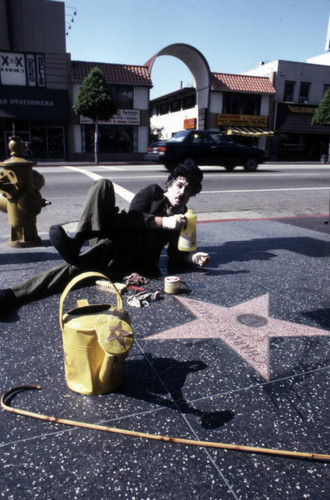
xmin=150 ymin=87 xmax=197 ymax=141
xmin=70 ymin=61 xmax=151 ymax=162
xmin=0 ymin=0 xmax=151 ymax=161
xmin=2 ymin=0 xmax=330 ymax=162
xmin=0 ymin=0 xmax=70 ymax=160
xmin=150 ymin=73 xmax=276 ymax=151
xmin=243 ymin=60 xmax=330 ymax=160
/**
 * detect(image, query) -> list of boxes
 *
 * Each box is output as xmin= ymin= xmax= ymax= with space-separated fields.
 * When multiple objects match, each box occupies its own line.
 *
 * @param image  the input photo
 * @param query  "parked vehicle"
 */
xmin=145 ymin=130 xmax=267 ymax=172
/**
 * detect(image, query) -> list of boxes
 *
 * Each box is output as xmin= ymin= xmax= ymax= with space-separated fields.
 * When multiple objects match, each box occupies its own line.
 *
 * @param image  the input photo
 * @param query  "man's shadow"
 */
xmin=164 ymin=235 xmax=330 ymax=278
xmin=120 ymin=354 xmax=234 ymax=429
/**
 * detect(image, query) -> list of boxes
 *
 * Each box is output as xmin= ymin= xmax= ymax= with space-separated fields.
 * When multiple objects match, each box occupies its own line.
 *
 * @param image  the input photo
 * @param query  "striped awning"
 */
xmin=226 ymin=126 xmax=274 ymax=137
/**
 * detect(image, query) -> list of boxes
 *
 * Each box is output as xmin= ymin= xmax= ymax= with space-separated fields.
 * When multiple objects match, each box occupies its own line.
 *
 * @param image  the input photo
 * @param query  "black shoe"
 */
xmin=49 ymin=225 xmax=82 ymax=265
xmin=0 ymin=289 xmax=19 ymax=320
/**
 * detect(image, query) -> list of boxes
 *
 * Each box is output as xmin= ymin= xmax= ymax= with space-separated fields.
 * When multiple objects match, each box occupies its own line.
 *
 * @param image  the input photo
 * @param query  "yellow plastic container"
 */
xmin=178 ymin=209 xmax=197 ymax=251
xmin=59 ymin=272 xmax=134 ymax=395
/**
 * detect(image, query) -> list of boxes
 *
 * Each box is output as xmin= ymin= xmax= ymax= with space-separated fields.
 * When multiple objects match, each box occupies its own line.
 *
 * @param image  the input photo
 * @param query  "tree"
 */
xmin=150 ymin=125 xmax=165 ymax=142
xmin=312 ymin=87 xmax=330 ymax=161
xmin=74 ymin=67 xmax=117 ymax=163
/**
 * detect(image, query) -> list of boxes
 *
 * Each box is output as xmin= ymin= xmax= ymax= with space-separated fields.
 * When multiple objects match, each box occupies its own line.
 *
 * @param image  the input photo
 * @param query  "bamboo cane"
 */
xmin=1 ymin=385 xmax=330 ymax=462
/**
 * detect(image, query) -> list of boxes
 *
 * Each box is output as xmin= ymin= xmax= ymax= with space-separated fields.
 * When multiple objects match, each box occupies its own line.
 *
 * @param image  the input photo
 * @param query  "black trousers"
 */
xmin=12 ymin=179 xmax=132 ymax=304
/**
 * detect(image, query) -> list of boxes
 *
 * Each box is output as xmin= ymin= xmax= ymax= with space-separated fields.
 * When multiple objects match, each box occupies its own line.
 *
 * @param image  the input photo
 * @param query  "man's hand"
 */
xmin=188 ymin=252 xmax=210 ymax=267
xmin=162 ymin=214 xmax=186 ymax=230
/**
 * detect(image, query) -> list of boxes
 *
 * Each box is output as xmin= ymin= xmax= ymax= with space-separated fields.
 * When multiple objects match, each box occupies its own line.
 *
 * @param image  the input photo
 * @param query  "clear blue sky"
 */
xmin=58 ymin=0 xmax=330 ymax=98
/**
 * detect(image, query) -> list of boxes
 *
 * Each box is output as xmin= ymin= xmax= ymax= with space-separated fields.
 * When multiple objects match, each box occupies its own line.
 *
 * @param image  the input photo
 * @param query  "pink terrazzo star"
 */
xmin=143 ymin=294 xmax=329 ymax=380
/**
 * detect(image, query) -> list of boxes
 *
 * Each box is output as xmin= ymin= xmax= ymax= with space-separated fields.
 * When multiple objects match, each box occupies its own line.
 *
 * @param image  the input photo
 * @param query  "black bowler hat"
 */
xmin=167 ymin=163 xmax=203 ymax=195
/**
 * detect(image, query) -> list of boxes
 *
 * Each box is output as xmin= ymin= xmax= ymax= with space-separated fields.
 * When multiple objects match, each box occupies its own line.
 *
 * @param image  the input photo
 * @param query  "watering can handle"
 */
xmin=59 ymin=271 xmax=123 ymax=331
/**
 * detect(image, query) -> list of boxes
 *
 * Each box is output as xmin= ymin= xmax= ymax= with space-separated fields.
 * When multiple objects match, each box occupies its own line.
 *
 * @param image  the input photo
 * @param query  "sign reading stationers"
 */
xmin=0 ymin=87 xmax=70 ymax=120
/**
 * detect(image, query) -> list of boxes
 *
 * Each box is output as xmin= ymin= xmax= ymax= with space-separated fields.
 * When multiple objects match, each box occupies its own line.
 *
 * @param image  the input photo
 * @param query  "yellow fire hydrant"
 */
xmin=0 ymin=133 xmax=50 ymax=247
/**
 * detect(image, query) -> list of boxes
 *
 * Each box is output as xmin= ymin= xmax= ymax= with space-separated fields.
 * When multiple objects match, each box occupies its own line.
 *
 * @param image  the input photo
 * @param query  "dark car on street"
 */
xmin=145 ymin=140 xmax=167 ymax=159
xmin=145 ymin=130 xmax=267 ymax=172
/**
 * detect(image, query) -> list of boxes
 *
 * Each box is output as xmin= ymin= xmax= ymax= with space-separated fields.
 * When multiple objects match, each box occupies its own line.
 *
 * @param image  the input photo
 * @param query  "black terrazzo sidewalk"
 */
xmin=0 ymin=218 xmax=329 ymax=500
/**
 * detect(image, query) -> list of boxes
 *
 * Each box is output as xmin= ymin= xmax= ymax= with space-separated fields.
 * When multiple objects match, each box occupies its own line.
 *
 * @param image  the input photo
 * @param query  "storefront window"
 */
xmin=82 ymin=124 xmax=136 ymax=153
xmin=183 ymin=95 xmax=196 ymax=109
xmin=31 ymin=127 xmax=47 ymax=159
xmin=278 ymin=133 xmax=304 ymax=160
xmin=323 ymin=83 xmax=330 ymax=96
xmin=283 ymin=81 xmax=295 ymax=101
xmin=1 ymin=125 xmax=65 ymax=160
xmin=222 ymin=93 xmax=261 ymax=115
xmin=170 ymin=99 xmax=181 ymax=112
xmin=31 ymin=126 xmax=65 ymax=160
xmin=159 ymin=103 xmax=169 ymax=115
xmin=47 ymin=128 xmax=66 ymax=159
xmin=299 ymin=82 xmax=311 ymax=103
xmin=109 ymin=86 xmax=134 ymax=109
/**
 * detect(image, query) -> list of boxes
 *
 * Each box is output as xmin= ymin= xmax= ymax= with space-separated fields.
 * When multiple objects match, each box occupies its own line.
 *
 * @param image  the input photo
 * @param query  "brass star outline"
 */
xmin=105 ymin=321 xmax=132 ymax=348
xmin=142 ymin=294 xmax=329 ymax=380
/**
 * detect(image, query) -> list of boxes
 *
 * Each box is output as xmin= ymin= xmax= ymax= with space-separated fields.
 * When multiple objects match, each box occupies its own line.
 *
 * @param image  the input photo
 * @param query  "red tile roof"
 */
xmin=71 ymin=61 xmax=152 ymax=86
xmin=211 ymin=73 xmax=276 ymax=94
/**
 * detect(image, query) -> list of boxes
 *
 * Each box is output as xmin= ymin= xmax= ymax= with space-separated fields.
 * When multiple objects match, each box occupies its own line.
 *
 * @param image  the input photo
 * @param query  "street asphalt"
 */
xmin=0 ymin=212 xmax=329 ymax=499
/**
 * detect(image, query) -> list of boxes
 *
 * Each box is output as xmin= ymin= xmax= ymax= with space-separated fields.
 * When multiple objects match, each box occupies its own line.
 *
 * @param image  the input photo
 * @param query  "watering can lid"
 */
xmin=63 ymin=309 xmax=112 ymax=331
xmin=98 ymin=317 xmax=134 ymax=355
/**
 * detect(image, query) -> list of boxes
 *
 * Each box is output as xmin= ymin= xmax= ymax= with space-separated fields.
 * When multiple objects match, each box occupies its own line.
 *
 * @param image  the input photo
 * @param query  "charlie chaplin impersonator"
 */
xmin=0 ymin=164 xmax=209 ymax=318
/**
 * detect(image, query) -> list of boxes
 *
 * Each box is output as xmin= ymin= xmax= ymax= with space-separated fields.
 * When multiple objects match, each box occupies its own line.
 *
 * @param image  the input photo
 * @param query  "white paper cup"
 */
xmin=164 ymin=276 xmax=180 ymax=294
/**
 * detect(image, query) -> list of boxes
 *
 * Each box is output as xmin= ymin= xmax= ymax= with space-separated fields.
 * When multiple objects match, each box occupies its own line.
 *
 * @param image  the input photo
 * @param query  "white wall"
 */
xmin=243 ymin=59 xmax=330 ymax=105
xmin=73 ymin=124 xmax=82 ymax=153
xmin=209 ymin=92 xmax=223 ymax=113
xmin=72 ymin=82 xmax=80 ymax=103
xmin=307 ymin=52 xmax=330 ymax=65
xmin=138 ymin=126 xmax=149 ymax=152
xmin=134 ymin=87 xmax=149 ymax=152
xmin=242 ymin=60 xmax=279 ymax=78
xmin=276 ymin=61 xmax=330 ymax=104
xmin=134 ymin=86 xmax=149 ymax=109
xmin=150 ymin=106 xmax=198 ymax=139
xmin=260 ymin=94 xmax=270 ymax=115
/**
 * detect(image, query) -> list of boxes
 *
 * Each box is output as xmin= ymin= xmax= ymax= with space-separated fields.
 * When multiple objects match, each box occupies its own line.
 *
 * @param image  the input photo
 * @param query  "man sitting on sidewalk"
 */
xmin=0 ymin=164 xmax=209 ymax=319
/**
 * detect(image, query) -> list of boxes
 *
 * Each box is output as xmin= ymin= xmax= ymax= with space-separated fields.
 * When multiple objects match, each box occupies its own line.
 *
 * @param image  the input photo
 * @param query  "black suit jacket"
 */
xmin=128 ymin=183 xmax=187 ymax=266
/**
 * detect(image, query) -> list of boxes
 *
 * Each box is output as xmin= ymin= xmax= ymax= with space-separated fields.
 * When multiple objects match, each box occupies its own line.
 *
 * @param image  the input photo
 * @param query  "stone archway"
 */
xmin=145 ymin=43 xmax=211 ymax=129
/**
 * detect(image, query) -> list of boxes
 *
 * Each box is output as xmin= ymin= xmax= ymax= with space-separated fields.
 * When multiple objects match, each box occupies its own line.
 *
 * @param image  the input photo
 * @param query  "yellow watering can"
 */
xmin=59 ymin=272 xmax=134 ymax=395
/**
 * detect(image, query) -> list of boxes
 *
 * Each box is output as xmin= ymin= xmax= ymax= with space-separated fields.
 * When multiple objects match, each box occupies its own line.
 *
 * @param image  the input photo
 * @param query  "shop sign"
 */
xmin=288 ymin=105 xmax=315 ymax=114
xmin=217 ymin=114 xmax=268 ymax=127
xmin=26 ymin=54 xmax=36 ymax=87
xmin=36 ymin=55 xmax=46 ymax=87
xmin=184 ymin=118 xmax=196 ymax=129
xmin=80 ymin=109 xmax=140 ymax=125
xmin=0 ymin=52 xmax=45 ymax=87
xmin=0 ymin=52 xmax=26 ymax=86
xmin=0 ymin=87 xmax=69 ymax=119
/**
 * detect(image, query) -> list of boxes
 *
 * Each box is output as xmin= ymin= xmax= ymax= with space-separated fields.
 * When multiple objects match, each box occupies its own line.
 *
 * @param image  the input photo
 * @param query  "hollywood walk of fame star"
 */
xmin=143 ymin=294 xmax=329 ymax=380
